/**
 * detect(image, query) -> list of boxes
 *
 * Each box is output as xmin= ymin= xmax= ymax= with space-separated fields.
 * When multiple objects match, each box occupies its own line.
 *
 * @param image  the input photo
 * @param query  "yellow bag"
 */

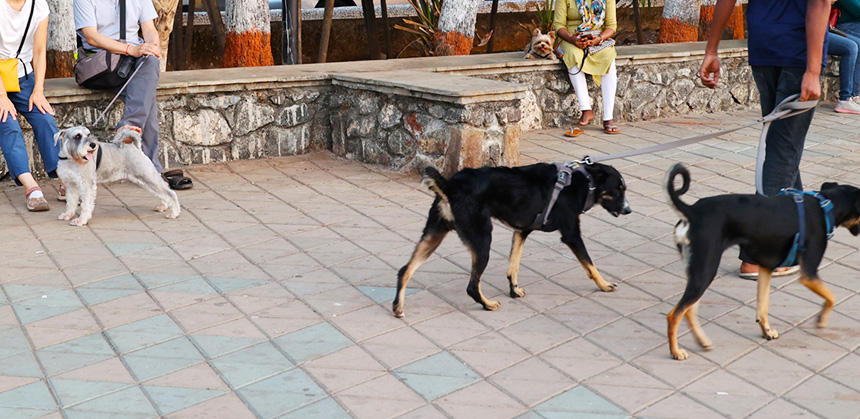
xmin=0 ymin=59 xmax=21 ymax=93
xmin=3 ymin=0 xmax=35 ymax=93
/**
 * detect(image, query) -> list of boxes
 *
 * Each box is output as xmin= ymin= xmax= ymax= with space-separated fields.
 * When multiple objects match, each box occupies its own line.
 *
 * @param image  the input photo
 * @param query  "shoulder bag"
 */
xmin=74 ymin=0 xmax=136 ymax=89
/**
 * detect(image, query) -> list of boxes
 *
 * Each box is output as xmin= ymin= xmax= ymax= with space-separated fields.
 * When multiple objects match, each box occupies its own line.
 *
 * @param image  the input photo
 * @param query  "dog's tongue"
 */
xmin=83 ymin=151 xmax=93 ymax=162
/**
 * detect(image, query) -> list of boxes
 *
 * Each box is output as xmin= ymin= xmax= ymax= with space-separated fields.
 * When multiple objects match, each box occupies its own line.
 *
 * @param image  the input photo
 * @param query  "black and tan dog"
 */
xmin=665 ymin=163 xmax=860 ymax=360
xmin=393 ymin=162 xmax=631 ymax=318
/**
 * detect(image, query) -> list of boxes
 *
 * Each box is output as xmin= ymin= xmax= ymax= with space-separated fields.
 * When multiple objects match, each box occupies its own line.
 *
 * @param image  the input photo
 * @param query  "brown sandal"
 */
xmin=603 ymin=120 xmax=620 ymax=135
xmin=564 ymin=128 xmax=584 ymax=137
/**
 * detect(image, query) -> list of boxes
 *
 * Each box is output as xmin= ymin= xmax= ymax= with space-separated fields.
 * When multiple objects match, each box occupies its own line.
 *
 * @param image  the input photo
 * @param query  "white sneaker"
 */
xmin=851 ymin=96 xmax=860 ymax=105
xmin=835 ymin=100 xmax=860 ymax=114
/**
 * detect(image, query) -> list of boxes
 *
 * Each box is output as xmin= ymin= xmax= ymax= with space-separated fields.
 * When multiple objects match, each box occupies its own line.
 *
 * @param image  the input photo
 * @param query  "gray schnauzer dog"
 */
xmin=54 ymin=126 xmax=180 ymax=226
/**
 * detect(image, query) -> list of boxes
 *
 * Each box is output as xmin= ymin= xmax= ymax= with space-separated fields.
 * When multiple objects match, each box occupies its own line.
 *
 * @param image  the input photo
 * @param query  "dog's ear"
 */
xmin=53 ymin=130 xmax=64 ymax=147
xmin=532 ymin=28 xmax=541 ymax=37
xmin=548 ymin=31 xmax=556 ymax=41
xmin=821 ymin=182 xmax=838 ymax=191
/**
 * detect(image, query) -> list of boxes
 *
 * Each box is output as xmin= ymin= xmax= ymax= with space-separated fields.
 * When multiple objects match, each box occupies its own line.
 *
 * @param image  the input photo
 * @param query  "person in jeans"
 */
xmin=0 ymin=0 xmax=59 ymax=211
xmin=829 ymin=30 xmax=860 ymax=113
xmin=73 ymin=0 xmax=192 ymax=189
xmin=699 ymin=0 xmax=830 ymax=279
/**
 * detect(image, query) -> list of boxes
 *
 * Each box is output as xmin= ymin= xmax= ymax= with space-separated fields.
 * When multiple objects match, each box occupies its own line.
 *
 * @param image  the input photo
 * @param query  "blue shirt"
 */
xmin=73 ymin=0 xmax=158 ymax=50
xmin=747 ymin=0 xmax=828 ymax=68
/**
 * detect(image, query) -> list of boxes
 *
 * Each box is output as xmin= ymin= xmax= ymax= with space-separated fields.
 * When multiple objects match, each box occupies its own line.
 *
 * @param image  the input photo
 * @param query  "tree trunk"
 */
xmin=152 ymin=0 xmax=180 ymax=72
xmin=699 ymin=0 xmax=744 ymax=41
xmin=46 ymin=0 xmax=74 ymax=78
xmin=433 ymin=0 xmax=480 ymax=56
xmin=223 ymin=0 xmax=274 ymax=67
xmin=658 ymin=0 xmax=701 ymax=43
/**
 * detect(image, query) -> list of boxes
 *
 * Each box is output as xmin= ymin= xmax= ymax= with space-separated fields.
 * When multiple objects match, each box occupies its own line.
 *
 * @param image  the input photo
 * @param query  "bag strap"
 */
xmin=119 ymin=0 xmax=126 ymax=41
xmin=15 ymin=0 xmax=36 ymax=59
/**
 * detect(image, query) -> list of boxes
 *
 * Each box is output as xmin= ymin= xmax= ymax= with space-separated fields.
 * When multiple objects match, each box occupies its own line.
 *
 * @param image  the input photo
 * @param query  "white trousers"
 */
xmin=568 ymin=60 xmax=617 ymax=121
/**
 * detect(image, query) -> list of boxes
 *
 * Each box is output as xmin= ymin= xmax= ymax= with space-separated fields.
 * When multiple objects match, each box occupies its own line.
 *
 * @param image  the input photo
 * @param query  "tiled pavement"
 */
xmin=2 ymin=106 xmax=860 ymax=418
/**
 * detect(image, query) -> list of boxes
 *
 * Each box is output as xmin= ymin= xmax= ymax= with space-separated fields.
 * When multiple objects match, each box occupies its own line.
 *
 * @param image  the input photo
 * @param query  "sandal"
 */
xmin=57 ymin=184 xmax=66 ymax=201
xmin=738 ymin=264 xmax=800 ymax=280
xmin=603 ymin=120 xmax=620 ymax=135
xmin=25 ymin=187 xmax=49 ymax=212
xmin=564 ymin=127 xmax=584 ymax=138
xmin=162 ymin=170 xmax=193 ymax=190
xmin=577 ymin=110 xmax=593 ymax=127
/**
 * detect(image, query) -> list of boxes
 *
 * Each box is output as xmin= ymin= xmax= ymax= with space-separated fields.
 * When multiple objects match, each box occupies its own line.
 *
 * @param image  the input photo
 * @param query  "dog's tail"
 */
xmin=421 ymin=167 xmax=454 ymax=222
xmin=113 ymin=127 xmax=143 ymax=149
xmin=666 ymin=163 xmax=692 ymax=218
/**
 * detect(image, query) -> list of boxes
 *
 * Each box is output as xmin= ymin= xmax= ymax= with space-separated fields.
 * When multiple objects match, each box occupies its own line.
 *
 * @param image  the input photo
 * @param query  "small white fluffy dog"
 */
xmin=55 ymin=126 xmax=180 ymax=226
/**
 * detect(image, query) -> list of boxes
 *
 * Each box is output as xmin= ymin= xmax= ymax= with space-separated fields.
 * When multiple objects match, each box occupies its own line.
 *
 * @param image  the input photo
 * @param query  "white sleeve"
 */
xmin=73 ymin=0 xmax=97 ymax=30
xmin=140 ymin=0 xmax=157 ymax=23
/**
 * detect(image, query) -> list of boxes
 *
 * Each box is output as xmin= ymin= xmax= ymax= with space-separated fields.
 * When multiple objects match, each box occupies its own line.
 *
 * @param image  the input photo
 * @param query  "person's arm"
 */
xmin=553 ymin=0 xmax=588 ymax=49
xmin=79 ymin=27 xmax=153 ymax=57
xmin=699 ymin=0 xmax=737 ymax=88
xmin=596 ymin=0 xmax=617 ymax=45
xmin=802 ymin=0 xmax=831 ymax=101
xmin=29 ymin=17 xmax=53 ymax=115
xmin=139 ymin=19 xmax=162 ymax=58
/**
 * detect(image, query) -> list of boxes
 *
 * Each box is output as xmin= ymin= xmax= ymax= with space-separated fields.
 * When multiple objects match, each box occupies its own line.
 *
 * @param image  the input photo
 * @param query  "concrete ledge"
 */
xmin=332 ymin=70 xmax=526 ymax=105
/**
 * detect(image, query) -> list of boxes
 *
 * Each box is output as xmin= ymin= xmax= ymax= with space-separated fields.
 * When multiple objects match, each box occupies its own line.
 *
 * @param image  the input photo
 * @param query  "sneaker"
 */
xmin=851 ymin=96 xmax=860 ymax=105
xmin=835 ymin=100 xmax=860 ymax=114
xmin=25 ymin=187 xmax=49 ymax=212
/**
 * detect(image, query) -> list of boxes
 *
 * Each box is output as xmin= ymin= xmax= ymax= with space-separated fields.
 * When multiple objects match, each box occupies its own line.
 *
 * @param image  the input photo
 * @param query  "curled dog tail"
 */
xmin=421 ymin=167 xmax=454 ymax=222
xmin=113 ymin=127 xmax=143 ymax=149
xmin=666 ymin=163 xmax=692 ymax=219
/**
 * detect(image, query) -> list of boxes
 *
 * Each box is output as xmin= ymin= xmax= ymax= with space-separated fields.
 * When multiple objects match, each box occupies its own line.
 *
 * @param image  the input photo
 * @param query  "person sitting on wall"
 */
xmin=553 ymin=0 xmax=620 ymax=136
xmin=829 ymin=1 xmax=860 ymax=113
xmin=73 ymin=0 xmax=192 ymax=190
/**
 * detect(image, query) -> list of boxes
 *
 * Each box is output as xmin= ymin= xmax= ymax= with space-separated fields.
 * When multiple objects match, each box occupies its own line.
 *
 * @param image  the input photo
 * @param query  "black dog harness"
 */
xmin=530 ymin=161 xmax=595 ymax=229
xmin=777 ymin=189 xmax=835 ymax=267
xmin=58 ymin=147 xmax=103 ymax=169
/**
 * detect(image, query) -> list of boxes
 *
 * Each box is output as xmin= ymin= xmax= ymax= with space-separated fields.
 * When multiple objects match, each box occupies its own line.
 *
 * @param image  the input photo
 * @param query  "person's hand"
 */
xmin=799 ymin=71 xmax=822 ymax=101
xmin=139 ymin=42 xmax=162 ymax=58
xmin=573 ymin=35 xmax=589 ymax=49
xmin=28 ymin=89 xmax=54 ymax=115
xmin=0 ymin=95 xmax=16 ymax=123
xmin=699 ymin=53 xmax=721 ymax=88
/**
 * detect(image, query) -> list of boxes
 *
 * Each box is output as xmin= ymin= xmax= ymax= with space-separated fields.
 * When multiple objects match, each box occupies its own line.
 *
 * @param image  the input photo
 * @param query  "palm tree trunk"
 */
xmin=700 ymin=0 xmax=745 ymax=41
xmin=658 ymin=0 xmax=701 ymax=43
xmin=223 ymin=0 xmax=274 ymax=67
xmin=46 ymin=0 xmax=74 ymax=78
xmin=433 ymin=0 xmax=481 ymax=55
xmin=152 ymin=0 xmax=180 ymax=71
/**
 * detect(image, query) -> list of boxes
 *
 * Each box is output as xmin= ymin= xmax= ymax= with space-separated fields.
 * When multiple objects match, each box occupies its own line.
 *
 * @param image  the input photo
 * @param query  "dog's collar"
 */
xmin=59 ymin=147 xmax=102 ymax=168
xmin=532 ymin=50 xmax=553 ymax=59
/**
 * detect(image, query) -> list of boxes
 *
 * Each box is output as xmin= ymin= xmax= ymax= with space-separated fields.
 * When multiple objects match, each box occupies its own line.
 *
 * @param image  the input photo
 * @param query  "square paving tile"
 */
xmin=210 ymin=342 xmax=293 ymax=389
xmin=237 ymin=369 xmax=326 ymax=417
xmin=394 ymin=351 xmax=480 ymax=401
xmin=273 ymin=322 xmax=353 ymax=363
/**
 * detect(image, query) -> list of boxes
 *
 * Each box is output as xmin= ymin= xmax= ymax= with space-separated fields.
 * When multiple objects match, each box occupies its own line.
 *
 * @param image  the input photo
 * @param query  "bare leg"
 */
xmin=757 ymin=267 xmax=779 ymax=340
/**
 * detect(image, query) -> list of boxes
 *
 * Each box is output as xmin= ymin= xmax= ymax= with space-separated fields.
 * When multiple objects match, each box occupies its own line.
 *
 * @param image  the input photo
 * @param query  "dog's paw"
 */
xmin=697 ymin=338 xmax=713 ymax=350
xmin=510 ymin=287 xmax=526 ymax=298
xmin=69 ymin=217 xmax=88 ymax=227
xmin=817 ymin=309 xmax=832 ymax=328
xmin=483 ymin=300 xmax=501 ymax=311
xmin=154 ymin=202 xmax=168 ymax=212
xmin=762 ymin=328 xmax=779 ymax=340
xmin=166 ymin=208 xmax=180 ymax=219
xmin=671 ymin=348 xmax=689 ymax=361
xmin=599 ymin=282 xmax=618 ymax=292
xmin=58 ymin=212 xmax=75 ymax=221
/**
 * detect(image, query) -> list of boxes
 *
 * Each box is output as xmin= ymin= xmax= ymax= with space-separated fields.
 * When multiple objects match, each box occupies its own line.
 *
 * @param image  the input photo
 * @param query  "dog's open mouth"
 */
xmin=83 ymin=150 xmax=95 ymax=161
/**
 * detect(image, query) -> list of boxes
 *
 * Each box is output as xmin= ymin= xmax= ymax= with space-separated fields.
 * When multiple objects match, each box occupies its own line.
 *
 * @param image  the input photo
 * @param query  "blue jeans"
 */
xmin=827 ymin=31 xmax=860 ymax=100
xmin=0 ymin=74 xmax=59 ymax=183
xmin=837 ymin=21 xmax=860 ymax=39
xmin=740 ymin=66 xmax=815 ymax=264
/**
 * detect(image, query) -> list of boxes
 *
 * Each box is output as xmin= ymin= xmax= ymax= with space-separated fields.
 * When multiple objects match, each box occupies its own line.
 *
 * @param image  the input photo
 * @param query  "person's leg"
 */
xmin=762 ymin=67 xmax=812 ymax=195
xmin=568 ymin=65 xmax=593 ymax=124
xmin=118 ymin=57 xmax=163 ymax=172
xmin=600 ymin=61 xmax=618 ymax=121
xmin=846 ymin=32 xmax=860 ymax=98
xmin=837 ymin=21 xmax=860 ymax=39
xmin=1 ymin=76 xmax=49 ymax=210
xmin=826 ymin=33 xmax=854 ymax=101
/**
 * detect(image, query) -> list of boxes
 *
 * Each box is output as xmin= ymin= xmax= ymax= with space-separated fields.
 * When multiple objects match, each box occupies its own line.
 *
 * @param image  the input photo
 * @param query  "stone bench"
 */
xmin=4 ymin=40 xmax=840 ymax=178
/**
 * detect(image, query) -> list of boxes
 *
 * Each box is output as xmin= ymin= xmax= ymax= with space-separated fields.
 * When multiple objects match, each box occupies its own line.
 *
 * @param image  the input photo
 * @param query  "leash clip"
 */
xmin=581 ymin=156 xmax=594 ymax=166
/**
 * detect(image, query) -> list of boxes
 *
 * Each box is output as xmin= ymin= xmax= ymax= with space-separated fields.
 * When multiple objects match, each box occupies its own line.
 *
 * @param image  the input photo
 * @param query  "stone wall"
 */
xmin=329 ymin=86 xmax=521 ymax=175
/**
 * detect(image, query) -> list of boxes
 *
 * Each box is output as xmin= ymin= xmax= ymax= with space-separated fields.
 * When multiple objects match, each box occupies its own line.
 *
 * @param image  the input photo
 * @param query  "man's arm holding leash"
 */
xmin=802 ymin=0 xmax=831 ymax=101
xmin=699 ymin=0 xmax=737 ymax=88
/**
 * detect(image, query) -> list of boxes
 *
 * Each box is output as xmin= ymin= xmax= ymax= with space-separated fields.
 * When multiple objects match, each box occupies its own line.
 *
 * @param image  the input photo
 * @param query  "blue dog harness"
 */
xmin=776 ymin=189 xmax=836 ymax=267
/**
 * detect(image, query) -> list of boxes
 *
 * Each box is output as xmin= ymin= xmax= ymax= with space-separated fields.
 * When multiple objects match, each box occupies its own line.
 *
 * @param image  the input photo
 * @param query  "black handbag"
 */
xmin=73 ymin=0 xmax=136 ymax=89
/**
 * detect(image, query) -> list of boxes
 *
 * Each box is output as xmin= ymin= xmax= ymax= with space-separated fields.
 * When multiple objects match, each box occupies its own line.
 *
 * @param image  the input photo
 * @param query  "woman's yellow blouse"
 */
xmin=553 ymin=0 xmax=617 ymax=77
